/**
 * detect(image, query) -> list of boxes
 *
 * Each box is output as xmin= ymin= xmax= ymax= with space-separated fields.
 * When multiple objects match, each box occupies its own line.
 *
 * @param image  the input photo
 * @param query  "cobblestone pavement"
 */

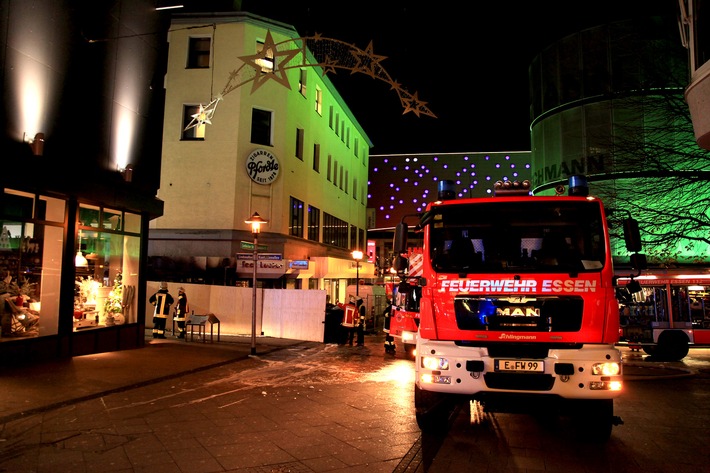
xmin=1 ymin=334 xmax=708 ymax=472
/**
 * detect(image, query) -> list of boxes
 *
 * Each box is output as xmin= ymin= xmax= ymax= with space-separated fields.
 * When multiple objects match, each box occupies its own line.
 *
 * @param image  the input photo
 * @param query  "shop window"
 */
xmin=1 ymin=190 xmax=65 ymax=340
xmin=187 ymin=37 xmax=211 ymax=68
xmin=75 ymin=204 xmax=141 ymax=332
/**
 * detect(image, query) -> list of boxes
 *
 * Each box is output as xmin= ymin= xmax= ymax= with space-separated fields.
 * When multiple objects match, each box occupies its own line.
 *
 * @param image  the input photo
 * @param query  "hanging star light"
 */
xmin=189 ymin=29 xmax=436 ymax=131
xmin=183 ymin=96 xmax=222 ymax=131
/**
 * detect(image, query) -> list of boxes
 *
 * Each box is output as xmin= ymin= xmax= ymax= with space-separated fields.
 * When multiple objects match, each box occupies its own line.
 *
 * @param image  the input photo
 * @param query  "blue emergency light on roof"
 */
xmin=568 ymin=175 xmax=589 ymax=196
xmin=438 ymin=180 xmax=456 ymax=200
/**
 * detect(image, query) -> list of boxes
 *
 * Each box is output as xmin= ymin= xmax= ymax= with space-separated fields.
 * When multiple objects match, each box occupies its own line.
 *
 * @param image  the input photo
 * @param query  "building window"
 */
xmin=256 ymin=40 xmax=274 ymax=73
xmin=251 ymin=108 xmax=272 ymax=146
xmin=182 ymin=105 xmax=205 ymax=140
xmin=327 ymin=155 xmax=332 ymax=182
xmin=354 ymin=138 xmax=359 ymax=158
xmin=345 ymin=170 xmax=349 ymax=194
xmin=313 ymin=144 xmax=320 ymax=172
xmin=295 ymin=128 xmax=304 ymax=160
xmin=299 ymin=69 xmax=307 ymax=97
xmin=339 ymin=166 xmax=344 ymax=190
xmin=329 ymin=106 xmax=334 ymax=129
xmin=289 ymin=197 xmax=304 ymax=238
xmin=323 ymin=212 xmax=348 ymax=249
xmin=315 ymin=87 xmax=322 ymax=115
xmin=353 ymin=177 xmax=358 ymax=200
xmin=187 ymin=37 xmax=211 ymax=68
xmin=335 ymin=113 xmax=340 ymax=137
xmin=308 ymin=205 xmax=320 ymax=241
xmin=350 ymin=225 xmax=357 ymax=249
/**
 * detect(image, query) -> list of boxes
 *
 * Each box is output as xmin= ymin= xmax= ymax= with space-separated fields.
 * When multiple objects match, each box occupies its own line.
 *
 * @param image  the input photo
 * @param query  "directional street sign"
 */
xmin=240 ymin=240 xmax=268 ymax=251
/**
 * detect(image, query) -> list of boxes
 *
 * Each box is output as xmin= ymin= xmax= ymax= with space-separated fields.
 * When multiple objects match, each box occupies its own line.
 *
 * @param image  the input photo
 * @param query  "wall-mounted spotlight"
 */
xmin=120 ymin=165 xmax=133 ymax=183
xmin=24 ymin=132 xmax=45 ymax=156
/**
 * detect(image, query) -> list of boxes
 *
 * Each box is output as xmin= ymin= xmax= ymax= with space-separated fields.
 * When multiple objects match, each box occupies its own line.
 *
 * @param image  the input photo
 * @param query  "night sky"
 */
xmin=204 ymin=1 xmax=677 ymax=154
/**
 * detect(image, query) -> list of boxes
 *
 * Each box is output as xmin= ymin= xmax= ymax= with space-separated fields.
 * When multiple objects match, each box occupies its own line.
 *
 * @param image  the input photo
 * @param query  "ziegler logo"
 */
xmin=496 ymin=307 xmax=540 ymax=317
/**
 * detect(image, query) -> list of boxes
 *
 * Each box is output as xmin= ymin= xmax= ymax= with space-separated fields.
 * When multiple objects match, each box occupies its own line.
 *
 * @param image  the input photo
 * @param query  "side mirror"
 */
xmin=398 ymin=281 xmax=412 ymax=294
xmin=393 ymin=223 xmax=408 ymax=254
xmin=623 ymin=218 xmax=642 ymax=252
xmin=393 ymin=255 xmax=408 ymax=272
xmin=626 ymin=279 xmax=643 ymax=294
xmin=630 ymin=253 xmax=647 ymax=271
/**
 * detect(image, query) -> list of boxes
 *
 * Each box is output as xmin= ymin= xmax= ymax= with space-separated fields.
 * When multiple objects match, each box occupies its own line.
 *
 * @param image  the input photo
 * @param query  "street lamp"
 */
xmin=245 ymin=211 xmax=267 ymax=355
xmin=352 ymin=250 xmax=363 ymax=296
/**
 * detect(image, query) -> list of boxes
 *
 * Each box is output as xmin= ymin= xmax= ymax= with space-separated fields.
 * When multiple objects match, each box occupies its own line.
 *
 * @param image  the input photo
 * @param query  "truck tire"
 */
xmin=573 ymin=399 xmax=614 ymax=442
xmin=642 ymin=345 xmax=657 ymax=356
xmin=656 ymin=330 xmax=689 ymax=361
xmin=414 ymin=384 xmax=454 ymax=433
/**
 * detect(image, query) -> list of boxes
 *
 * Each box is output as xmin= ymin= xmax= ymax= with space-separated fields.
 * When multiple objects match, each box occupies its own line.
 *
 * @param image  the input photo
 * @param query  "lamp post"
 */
xmin=245 ymin=212 xmax=267 ymax=356
xmin=352 ymin=250 xmax=363 ymax=297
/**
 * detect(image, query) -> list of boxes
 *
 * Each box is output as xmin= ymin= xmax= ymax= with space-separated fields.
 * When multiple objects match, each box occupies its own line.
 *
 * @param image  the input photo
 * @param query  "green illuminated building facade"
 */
xmin=529 ymin=15 xmax=710 ymax=267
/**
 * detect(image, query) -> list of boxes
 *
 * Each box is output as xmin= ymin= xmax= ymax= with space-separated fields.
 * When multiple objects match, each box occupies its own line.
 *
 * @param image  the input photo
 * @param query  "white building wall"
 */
xmin=153 ymin=13 xmax=370 ymax=250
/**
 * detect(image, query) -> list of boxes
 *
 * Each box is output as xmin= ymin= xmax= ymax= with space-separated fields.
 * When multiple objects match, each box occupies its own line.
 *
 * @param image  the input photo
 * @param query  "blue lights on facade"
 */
xmin=368 ymin=152 xmax=532 ymax=228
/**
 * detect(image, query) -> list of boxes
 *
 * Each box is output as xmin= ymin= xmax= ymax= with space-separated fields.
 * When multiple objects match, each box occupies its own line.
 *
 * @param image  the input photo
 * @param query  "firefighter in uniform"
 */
xmin=356 ymin=298 xmax=366 ymax=347
xmin=149 ymin=281 xmax=173 ymax=339
xmin=174 ymin=287 xmax=189 ymax=339
xmin=383 ymin=299 xmax=396 ymax=354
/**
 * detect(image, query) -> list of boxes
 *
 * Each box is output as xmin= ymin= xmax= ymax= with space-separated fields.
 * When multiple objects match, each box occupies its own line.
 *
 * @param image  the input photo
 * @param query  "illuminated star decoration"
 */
xmin=237 ymin=31 xmax=300 ymax=93
xmin=187 ymin=29 xmax=436 ymax=131
xmin=183 ymin=96 xmax=222 ymax=131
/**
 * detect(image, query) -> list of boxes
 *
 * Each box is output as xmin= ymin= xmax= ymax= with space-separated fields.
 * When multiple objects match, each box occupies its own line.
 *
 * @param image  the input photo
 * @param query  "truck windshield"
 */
xmin=428 ymin=200 xmax=606 ymax=274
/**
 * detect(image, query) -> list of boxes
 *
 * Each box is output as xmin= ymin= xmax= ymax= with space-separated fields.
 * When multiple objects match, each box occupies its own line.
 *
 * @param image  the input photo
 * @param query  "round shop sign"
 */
xmin=246 ymin=148 xmax=280 ymax=185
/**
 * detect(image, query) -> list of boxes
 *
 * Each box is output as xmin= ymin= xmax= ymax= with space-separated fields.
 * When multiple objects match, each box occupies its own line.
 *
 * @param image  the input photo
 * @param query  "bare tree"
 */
xmin=590 ymin=31 xmax=710 ymax=266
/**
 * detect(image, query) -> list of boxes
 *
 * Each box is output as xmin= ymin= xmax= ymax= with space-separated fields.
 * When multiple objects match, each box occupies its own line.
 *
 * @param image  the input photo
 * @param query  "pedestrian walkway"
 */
xmin=0 ymin=331 xmax=312 ymax=424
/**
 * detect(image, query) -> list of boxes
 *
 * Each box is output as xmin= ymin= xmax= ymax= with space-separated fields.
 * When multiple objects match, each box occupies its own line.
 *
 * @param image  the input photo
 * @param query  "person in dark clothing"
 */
xmin=174 ymin=287 xmax=189 ymax=338
xmin=356 ymin=298 xmax=366 ymax=347
xmin=149 ymin=281 xmax=173 ymax=339
xmin=383 ymin=299 xmax=395 ymax=354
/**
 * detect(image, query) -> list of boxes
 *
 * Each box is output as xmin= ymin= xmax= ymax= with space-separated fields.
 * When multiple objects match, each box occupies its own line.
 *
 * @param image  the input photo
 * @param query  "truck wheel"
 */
xmin=656 ymin=330 xmax=689 ymax=361
xmin=573 ymin=399 xmax=614 ymax=443
xmin=414 ymin=385 xmax=454 ymax=434
xmin=642 ymin=345 xmax=657 ymax=356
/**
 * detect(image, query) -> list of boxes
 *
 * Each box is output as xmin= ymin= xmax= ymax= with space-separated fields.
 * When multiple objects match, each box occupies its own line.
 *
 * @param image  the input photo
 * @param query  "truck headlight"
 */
xmin=421 ymin=355 xmax=449 ymax=371
xmin=592 ymin=362 xmax=620 ymax=376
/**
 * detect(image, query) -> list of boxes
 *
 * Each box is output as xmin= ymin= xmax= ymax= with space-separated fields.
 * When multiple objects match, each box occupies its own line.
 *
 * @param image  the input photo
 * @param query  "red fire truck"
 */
xmin=392 ymin=176 xmax=643 ymax=441
xmin=388 ymin=249 xmax=423 ymax=357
